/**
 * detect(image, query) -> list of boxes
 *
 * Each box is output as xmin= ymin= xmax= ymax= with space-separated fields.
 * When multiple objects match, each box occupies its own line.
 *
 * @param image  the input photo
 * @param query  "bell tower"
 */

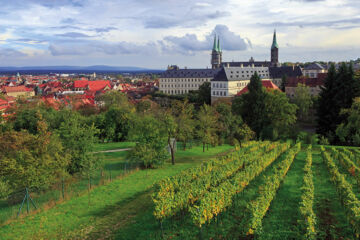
xmin=271 ymin=30 xmax=279 ymax=67
xmin=211 ymin=35 xmax=222 ymax=69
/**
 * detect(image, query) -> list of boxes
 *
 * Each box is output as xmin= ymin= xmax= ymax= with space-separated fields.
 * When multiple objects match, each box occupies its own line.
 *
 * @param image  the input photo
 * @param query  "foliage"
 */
xmin=280 ymin=74 xmax=287 ymax=92
xmin=336 ymin=97 xmax=360 ymax=146
xmin=56 ymin=112 xmax=99 ymax=174
xmin=263 ymin=90 xmax=297 ymax=139
xmin=0 ymin=119 xmax=70 ymax=191
xmin=171 ymin=99 xmax=196 ymax=150
xmin=197 ymin=82 xmax=211 ymax=105
xmin=317 ymin=63 xmax=360 ymax=143
xmin=243 ymin=143 xmax=300 ymax=236
xmin=128 ymin=115 xmax=168 ymax=168
xmin=240 ymin=72 xmax=267 ymax=137
xmin=196 ymin=104 xmax=219 ymax=151
xmin=320 ymin=147 xmax=360 ymax=237
xmin=95 ymin=90 xmax=131 ymax=110
xmin=293 ymin=83 xmax=313 ymax=121
xmin=103 ymin=106 xmax=135 ymax=142
xmin=298 ymin=145 xmax=316 ymax=240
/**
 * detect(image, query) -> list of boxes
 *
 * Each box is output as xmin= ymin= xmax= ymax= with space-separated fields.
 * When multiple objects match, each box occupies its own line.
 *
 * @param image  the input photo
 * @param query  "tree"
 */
xmin=96 ymin=91 xmax=132 ymax=110
xmin=196 ymin=104 xmax=218 ymax=152
xmin=198 ymin=82 xmax=211 ymax=105
xmin=161 ymin=111 xmax=177 ymax=165
xmin=292 ymin=83 xmax=313 ymax=121
xmin=316 ymin=64 xmax=338 ymax=141
xmin=103 ymin=106 xmax=135 ymax=142
xmin=263 ymin=90 xmax=297 ymax=139
xmin=336 ymin=97 xmax=360 ymax=146
xmin=56 ymin=113 xmax=99 ymax=174
xmin=171 ymin=99 xmax=195 ymax=150
xmin=280 ymin=74 xmax=287 ymax=92
xmin=128 ymin=115 xmax=168 ymax=168
xmin=215 ymin=102 xmax=234 ymax=143
xmin=238 ymin=72 xmax=267 ymax=138
xmin=234 ymin=123 xmax=255 ymax=147
xmin=317 ymin=63 xmax=359 ymax=143
xmin=0 ymin=118 xmax=70 ymax=191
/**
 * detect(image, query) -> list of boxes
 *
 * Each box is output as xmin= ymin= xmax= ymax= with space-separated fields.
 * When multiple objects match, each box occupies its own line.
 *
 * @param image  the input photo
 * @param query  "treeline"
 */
xmin=317 ymin=63 xmax=360 ymax=145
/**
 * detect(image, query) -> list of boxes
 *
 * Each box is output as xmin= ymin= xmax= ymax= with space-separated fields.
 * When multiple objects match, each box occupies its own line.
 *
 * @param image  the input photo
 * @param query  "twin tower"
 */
xmin=211 ymin=30 xmax=279 ymax=69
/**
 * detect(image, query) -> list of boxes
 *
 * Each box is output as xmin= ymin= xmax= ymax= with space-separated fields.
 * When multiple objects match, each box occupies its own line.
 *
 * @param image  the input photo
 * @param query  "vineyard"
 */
xmin=149 ymin=142 xmax=360 ymax=239
xmin=1 ymin=142 xmax=360 ymax=239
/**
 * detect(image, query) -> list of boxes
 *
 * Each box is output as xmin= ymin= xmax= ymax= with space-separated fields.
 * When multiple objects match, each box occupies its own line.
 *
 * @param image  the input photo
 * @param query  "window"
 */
xmin=224 ymin=92 xmax=226 ymax=96
xmin=213 ymin=91 xmax=215 ymax=95
xmin=220 ymin=91 xmax=223 ymax=96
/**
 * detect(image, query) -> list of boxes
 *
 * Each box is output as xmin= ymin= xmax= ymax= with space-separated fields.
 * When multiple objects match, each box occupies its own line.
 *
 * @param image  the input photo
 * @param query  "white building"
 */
xmin=159 ymin=66 xmax=220 ymax=95
xmin=303 ymin=63 xmax=327 ymax=78
xmin=211 ymin=66 xmax=270 ymax=103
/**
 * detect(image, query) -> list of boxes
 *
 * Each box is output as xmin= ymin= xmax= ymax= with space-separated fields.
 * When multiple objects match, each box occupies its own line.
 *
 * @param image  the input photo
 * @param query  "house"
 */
xmin=3 ymin=86 xmax=35 ymax=98
xmin=303 ymin=63 xmax=327 ymax=78
xmin=285 ymin=73 xmax=326 ymax=98
xmin=236 ymin=80 xmax=280 ymax=96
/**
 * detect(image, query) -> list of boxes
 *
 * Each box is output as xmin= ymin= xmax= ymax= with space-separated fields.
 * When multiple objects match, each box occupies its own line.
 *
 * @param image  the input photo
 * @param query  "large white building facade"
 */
xmin=159 ymin=30 xmax=303 ymax=101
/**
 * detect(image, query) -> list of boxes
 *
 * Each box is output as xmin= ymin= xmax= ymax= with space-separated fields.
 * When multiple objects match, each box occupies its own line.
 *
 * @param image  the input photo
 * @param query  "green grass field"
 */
xmin=93 ymin=142 xmax=136 ymax=152
xmin=0 ymin=144 xmax=233 ymax=240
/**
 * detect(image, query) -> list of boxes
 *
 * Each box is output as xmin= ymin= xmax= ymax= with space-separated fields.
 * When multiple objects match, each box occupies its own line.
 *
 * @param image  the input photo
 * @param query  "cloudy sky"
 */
xmin=0 ymin=0 xmax=359 ymax=69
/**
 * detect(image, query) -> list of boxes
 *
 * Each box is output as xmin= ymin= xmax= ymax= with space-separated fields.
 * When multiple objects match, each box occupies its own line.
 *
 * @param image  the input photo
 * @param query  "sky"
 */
xmin=0 ymin=0 xmax=359 ymax=69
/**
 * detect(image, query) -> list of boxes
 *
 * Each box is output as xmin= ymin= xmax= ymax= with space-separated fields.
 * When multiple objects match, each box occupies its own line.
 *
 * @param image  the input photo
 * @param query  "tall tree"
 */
xmin=198 ymin=82 xmax=211 ymax=105
xmin=196 ymin=104 xmax=218 ymax=152
xmin=171 ymin=99 xmax=195 ymax=150
xmin=280 ymin=74 xmax=288 ymax=92
xmin=293 ymin=83 xmax=313 ymax=121
xmin=263 ymin=90 xmax=298 ymax=139
xmin=316 ymin=64 xmax=338 ymax=140
xmin=161 ymin=111 xmax=178 ymax=165
xmin=128 ymin=115 xmax=168 ymax=168
xmin=336 ymin=97 xmax=360 ymax=146
xmin=240 ymin=72 xmax=267 ymax=138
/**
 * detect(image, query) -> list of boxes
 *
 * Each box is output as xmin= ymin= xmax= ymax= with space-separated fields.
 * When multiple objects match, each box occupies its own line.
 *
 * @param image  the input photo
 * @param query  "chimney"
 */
xmin=252 ymin=63 xmax=255 ymax=68
xmin=240 ymin=63 xmax=243 ymax=68
xmin=226 ymin=63 xmax=230 ymax=68
xmin=292 ymin=65 xmax=295 ymax=71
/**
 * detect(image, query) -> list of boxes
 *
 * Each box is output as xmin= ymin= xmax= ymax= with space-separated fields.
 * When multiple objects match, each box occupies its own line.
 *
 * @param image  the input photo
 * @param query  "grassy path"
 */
xmin=257 ymin=150 xmax=306 ymax=240
xmin=312 ymin=150 xmax=355 ymax=239
xmin=0 ymin=145 xmax=233 ymax=240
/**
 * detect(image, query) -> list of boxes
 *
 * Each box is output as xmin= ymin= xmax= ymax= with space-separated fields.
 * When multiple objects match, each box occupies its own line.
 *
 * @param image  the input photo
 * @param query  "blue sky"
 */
xmin=0 ymin=0 xmax=359 ymax=68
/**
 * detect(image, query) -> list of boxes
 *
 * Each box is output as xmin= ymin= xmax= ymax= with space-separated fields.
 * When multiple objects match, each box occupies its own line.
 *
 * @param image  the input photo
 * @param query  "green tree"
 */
xmin=234 ymin=123 xmax=255 ymax=147
xmin=0 ymin=118 xmax=70 ymax=191
xmin=316 ymin=64 xmax=338 ymax=141
xmin=280 ymin=74 xmax=287 ymax=92
xmin=198 ymin=82 xmax=211 ymax=105
xmin=128 ymin=115 xmax=168 ymax=168
xmin=293 ymin=83 xmax=313 ymax=121
xmin=103 ymin=106 xmax=135 ymax=142
xmin=96 ymin=91 xmax=132 ymax=110
xmin=263 ymin=90 xmax=297 ymax=139
xmin=239 ymin=72 xmax=267 ymax=138
xmin=56 ymin=113 xmax=99 ymax=174
xmin=336 ymin=97 xmax=360 ymax=146
xmin=196 ymin=104 xmax=218 ymax=152
xmin=161 ymin=111 xmax=178 ymax=165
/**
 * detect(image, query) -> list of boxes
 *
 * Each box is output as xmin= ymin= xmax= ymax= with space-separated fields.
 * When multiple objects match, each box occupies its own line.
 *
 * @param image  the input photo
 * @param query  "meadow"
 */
xmin=0 ymin=141 xmax=359 ymax=239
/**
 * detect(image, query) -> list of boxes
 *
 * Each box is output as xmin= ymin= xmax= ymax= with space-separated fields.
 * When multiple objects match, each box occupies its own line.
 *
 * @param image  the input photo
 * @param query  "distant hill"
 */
xmin=0 ymin=65 xmax=163 ymax=73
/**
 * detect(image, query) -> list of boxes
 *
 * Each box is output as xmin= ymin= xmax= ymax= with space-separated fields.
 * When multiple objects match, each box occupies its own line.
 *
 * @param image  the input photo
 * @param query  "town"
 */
xmin=1 ymin=0 xmax=360 ymax=240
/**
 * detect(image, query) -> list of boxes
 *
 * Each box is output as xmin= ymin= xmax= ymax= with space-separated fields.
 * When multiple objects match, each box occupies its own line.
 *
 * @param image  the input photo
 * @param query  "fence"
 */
xmin=0 ymin=161 xmax=139 ymax=225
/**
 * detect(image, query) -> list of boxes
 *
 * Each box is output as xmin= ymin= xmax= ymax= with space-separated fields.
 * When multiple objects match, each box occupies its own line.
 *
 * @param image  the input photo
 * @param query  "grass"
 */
xmin=93 ymin=142 xmax=136 ymax=152
xmin=0 ymin=144 xmax=233 ymax=240
xmin=257 ymin=149 xmax=306 ymax=239
xmin=312 ymin=150 xmax=355 ymax=239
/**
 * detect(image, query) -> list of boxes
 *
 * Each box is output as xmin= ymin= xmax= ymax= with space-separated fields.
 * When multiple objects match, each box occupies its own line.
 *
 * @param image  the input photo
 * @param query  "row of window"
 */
xmin=230 ymin=70 xmax=267 ymax=74
xmin=212 ymin=82 xmax=228 ymax=89
xmin=237 ymin=82 xmax=248 ymax=87
xmin=160 ymin=84 xmax=200 ymax=88
xmin=162 ymin=89 xmax=190 ymax=94
xmin=230 ymin=73 xmax=269 ymax=79
xmin=212 ymin=91 xmax=227 ymax=96
xmin=161 ymin=78 xmax=209 ymax=83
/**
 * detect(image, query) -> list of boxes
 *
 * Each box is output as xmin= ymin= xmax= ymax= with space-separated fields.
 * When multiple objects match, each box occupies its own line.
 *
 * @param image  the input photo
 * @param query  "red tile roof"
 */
xmin=3 ymin=86 xmax=33 ymax=93
xmin=286 ymin=74 xmax=326 ymax=88
xmin=88 ymin=80 xmax=111 ymax=91
xmin=236 ymin=80 xmax=280 ymax=96
xmin=74 ymin=80 xmax=89 ymax=89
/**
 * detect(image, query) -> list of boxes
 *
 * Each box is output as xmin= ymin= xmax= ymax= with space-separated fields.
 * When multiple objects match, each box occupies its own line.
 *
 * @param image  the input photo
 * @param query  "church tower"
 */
xmin=211 ymin=35 xmax=222 ymax=69
xmin=271 ymin=30 xmax=279 ymax=67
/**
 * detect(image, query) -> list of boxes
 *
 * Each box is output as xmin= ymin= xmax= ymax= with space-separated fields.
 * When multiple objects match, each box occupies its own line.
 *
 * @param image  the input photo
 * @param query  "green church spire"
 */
xmin=217 ymin=36 xmax=221 ymax=52
xmin=212 ymin=34 xmax=217 ymax=51
xmin=271 ymin=29 xmax=279 ymax=49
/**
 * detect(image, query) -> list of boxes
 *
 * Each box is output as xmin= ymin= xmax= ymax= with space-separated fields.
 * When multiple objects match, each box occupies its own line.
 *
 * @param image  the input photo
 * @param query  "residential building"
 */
xmin=303 ymin=63 xmax=327 ymax=78
xmin=285 ymin=73 xmax=326 ymax=98
xmin=2 ymin=86 xmax=35 ymax=97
